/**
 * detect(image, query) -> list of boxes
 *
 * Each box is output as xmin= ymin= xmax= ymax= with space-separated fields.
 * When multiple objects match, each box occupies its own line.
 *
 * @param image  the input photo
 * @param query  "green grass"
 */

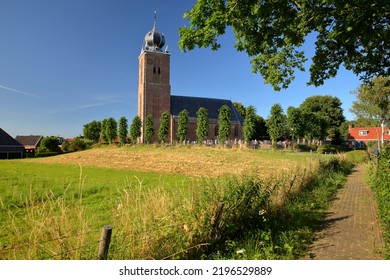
xmin=0 ymin=160 xmax=191 ymax=259
xmin=0 ymin=161 xmax=188 ymax=208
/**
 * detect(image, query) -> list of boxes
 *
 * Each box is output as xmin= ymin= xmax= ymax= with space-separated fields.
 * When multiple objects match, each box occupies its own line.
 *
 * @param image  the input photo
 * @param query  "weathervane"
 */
xmin=154 ymin=11 xmax=157 ymax=30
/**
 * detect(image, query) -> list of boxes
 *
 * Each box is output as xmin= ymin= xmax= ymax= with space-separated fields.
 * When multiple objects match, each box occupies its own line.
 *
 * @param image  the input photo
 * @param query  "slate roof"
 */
xmin=0 ymin=128 xmax=25 ymax=152
xmin=15 ymin=135 xmax=43 ymax=148
xmin=170 ymin=95 xmax=244 ymax=124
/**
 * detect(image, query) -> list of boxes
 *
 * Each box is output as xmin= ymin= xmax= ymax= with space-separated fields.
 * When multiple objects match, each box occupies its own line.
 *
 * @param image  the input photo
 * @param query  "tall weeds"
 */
xmin=369 ymin=146 xmax=390 ymax=259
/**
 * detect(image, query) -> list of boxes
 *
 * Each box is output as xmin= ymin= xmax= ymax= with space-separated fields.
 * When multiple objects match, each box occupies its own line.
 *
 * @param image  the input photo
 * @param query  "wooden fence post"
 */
xmin=98 ymin=225 xmax=112 ymax=260
xmin=210 ymin=201 xmax=224 ymax=239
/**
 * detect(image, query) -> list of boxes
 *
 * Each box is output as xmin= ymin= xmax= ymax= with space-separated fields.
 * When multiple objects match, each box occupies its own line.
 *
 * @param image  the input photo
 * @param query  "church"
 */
xmin=137 ymin=17 xmax=244 ymax=143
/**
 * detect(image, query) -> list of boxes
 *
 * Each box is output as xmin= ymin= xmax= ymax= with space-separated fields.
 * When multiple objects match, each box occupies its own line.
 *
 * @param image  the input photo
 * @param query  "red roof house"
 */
xmin=348 ymin=126 xmax=390 ymax=148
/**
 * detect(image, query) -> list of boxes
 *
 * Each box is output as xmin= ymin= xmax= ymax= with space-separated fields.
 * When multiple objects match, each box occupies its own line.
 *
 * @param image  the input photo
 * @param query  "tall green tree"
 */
xmin=129 ymin=116 xmax=142 ymax=144
xmin=299 ymin=95 xmax=345 ymax=143
xmin=303 ymin=112 xmax=324 ymax=143
xmin=253 ymin=115 xmax=268 ymax=140
xmin=37 ymin=136 xmax=60 ymax=154
xmin=179 ymin=1 xmax=389 ymax=90
xmin=266 ymin=104 xmax=286 ymax=147
xmin=176 ymin=109 xmax=189 ymax=143
xmin=233 ymin=102 xmax=246 ymax=119
xmin=118 ymin=116 xmax=128 ymax=144
xmin=286 ymin=107 xmax=305 ymax=142
xmin=83 ymin=120 xmax=101 ymax=143
xmin=158 ymin=112 xmax=170 ymax=143
xmin=100 ymin=119 xmax=108 ymax=143
xmin=350 ymin=76 xmax=390 ymax=148
xmin=105 ymin=117 xmax=117 ymax=144
xmin=144 ymin=114 xmax=154 ymax=144
xmin=196 ymin=107 xmax=209 ymax=144
xmin=243 ymin=105 xmax=257 ymax=143
xmin=218 ymin=105 xmax=232 ymax=144
xmin=339 ymin=121 xmax=352 ymax=142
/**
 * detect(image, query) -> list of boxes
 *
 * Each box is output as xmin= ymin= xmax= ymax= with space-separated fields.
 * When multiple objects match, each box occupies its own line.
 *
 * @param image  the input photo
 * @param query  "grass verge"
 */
xmin=369 ymin=146 xmax=390 ymax=259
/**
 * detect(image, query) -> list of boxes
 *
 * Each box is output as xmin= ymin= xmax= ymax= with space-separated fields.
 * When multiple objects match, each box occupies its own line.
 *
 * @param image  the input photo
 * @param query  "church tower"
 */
xmin=138 ymin=14 xmax=170 ymax=143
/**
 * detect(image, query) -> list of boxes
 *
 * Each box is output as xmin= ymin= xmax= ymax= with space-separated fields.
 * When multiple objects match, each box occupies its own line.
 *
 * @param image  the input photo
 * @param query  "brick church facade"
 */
xmin=137 ymin=17 xmax=243 ymax=143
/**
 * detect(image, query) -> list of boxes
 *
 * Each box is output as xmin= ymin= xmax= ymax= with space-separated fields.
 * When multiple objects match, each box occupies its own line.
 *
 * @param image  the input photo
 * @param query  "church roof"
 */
xmin=170 ymin=96 xmax=244 ymax=124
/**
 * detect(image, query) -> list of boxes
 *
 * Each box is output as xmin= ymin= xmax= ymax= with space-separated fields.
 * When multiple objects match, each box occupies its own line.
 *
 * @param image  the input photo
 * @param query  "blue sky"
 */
xmin=1 ymin=0 xmax=362 ymax=138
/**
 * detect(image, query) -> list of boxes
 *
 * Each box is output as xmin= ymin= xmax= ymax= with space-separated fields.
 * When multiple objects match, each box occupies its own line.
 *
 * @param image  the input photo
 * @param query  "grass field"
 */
xmin=0 ymin=145 xmax=350 ymax=259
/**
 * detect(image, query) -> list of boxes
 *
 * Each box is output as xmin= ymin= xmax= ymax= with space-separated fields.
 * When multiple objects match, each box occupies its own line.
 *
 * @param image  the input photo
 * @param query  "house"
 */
xmin=15 ymin=135 xmax=43 ymax=158
xmin=137 ymin=16 xmax=244 ymax=143
xmin=0 ymin=128 xmax=25 ymax=159
xmin=348 ymin=126 xmax=390 ymax=148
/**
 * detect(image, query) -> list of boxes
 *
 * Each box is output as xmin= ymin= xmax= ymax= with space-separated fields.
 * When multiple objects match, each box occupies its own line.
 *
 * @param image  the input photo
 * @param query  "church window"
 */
xmin=153 ymin=67 xmax=156 ymax=74
xmin=234 ymin=126 xmax=239 ymax=138
xmin=214 ymin=125 xmax=219 ymax=136
xmin=158 ymin=67 xmax=161 ymax=74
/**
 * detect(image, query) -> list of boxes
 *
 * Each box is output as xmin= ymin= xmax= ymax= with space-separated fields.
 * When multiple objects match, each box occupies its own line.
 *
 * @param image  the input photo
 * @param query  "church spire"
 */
xmin=153 ymin=11 xmax=157 ymax=30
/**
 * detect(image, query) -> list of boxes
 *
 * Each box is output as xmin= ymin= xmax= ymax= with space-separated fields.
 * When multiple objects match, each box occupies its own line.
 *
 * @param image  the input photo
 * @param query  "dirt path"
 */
xmin=306 ymin=165 xmax=384 ymax=260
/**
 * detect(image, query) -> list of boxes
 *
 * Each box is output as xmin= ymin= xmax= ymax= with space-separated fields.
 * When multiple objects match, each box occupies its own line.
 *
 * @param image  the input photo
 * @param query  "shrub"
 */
xmin=317 ymin=144 xmax=348 ymax=154
xmin=345 ymin=150 xmax=369 ymax=164
xmin=369 ymin=145 xmax=390 ymax=259
xmin=296 ymin=144 xmax=317 ymax=152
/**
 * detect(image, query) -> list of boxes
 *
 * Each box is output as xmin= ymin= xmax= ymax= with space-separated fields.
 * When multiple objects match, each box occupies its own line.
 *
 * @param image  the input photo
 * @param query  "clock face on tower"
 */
xmin=147 ymin=58 xmax=153 ymax=65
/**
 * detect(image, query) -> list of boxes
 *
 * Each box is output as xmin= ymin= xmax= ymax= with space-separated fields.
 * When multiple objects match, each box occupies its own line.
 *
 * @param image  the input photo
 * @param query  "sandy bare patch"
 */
xmin=33 ymin=146 xmax=303 ymax=177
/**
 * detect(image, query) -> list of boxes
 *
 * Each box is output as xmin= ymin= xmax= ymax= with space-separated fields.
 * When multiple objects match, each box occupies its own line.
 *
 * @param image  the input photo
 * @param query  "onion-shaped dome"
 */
xmin=144 ymin=27 xmax=165 ymax=50
xmin=143 ymin=13 xmax=166 ymax=52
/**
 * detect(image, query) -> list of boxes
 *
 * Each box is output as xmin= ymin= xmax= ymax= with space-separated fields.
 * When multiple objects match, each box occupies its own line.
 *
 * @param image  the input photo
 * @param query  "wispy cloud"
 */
xmin=0 ymin=84 xmax=41 ymax=98
xmin=48 ymin=92 xmax=126 ymax=114
xmin=48 ymin=103 xmax=108 ymax=114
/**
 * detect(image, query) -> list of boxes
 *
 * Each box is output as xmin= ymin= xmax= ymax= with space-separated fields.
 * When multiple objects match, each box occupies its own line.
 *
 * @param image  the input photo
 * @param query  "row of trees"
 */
xmin=131 ymin=106 xmax=235 ymax=144
xmin=83 ymin=117 xmax=123 ymax=144
xmin=83 ymin=116 xmax=143 ymax=144
xmin=265 ymin=76 xmax=389 ymax=149
xmin=146 ymin=104 xmax=267 ymax=144
xmin=82 ymin=104 xmax=267 ymax=145
xmin=265 ymin=95 xmax=346 ymax=147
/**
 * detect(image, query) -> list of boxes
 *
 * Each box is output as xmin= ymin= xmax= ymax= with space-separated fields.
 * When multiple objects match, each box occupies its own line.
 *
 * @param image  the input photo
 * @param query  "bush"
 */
xmin=296 ymin=144 xmax=317 ymax=152
xmin=317 ymin=144 xmax=348 ymax=154
xmin=70 ymin=138 xmax=93 ymax=152
xmin=35 ymin=151 xmax=60 ymax=158
xmin=345 ymin=150 xmax=369 ymax=164
xmin=36 ymin=136 xmax=61 ymax=156
xmin=369 ymin=145 xmax=390 ymax=259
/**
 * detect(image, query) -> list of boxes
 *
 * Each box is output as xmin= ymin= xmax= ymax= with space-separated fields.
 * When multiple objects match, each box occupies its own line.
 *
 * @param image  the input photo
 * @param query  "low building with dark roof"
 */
xmin=15 ymin=135 xmax=43 ymax=158
xmin=0 ymin=128 xmax=25 ymax=159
